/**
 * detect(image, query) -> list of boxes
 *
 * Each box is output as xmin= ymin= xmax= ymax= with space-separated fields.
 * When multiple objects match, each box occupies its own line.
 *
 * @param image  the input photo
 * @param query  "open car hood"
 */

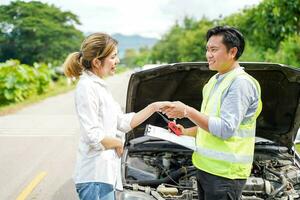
xmin=126 ymin=62 xmax=300 ymax=149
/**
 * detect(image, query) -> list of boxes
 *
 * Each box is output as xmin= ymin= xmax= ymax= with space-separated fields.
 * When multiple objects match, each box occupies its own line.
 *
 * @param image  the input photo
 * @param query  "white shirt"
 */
xmin=73 ymin=70 xmax=134 ymax=190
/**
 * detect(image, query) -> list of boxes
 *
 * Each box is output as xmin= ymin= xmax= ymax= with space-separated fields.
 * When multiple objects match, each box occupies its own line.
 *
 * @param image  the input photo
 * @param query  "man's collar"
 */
xmin=216 ymin=66 xmax=244 ymax=80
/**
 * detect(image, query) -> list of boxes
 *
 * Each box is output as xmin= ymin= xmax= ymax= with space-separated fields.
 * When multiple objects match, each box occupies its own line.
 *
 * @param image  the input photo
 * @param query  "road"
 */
xmin=0 ymin=71 xmax=132 ymax=200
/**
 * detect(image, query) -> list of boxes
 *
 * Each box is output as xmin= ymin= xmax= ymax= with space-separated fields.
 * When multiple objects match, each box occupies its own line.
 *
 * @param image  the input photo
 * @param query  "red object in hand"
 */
xmin=157 ymin=112 xmax=182 ymax=136
xmin=167 ymin=121 xmax=182 ymax=136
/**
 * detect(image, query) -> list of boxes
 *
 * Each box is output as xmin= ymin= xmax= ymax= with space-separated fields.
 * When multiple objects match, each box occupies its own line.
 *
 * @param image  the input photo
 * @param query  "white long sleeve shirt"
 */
xmin=73 ymin=70 xmax=134 ymax=190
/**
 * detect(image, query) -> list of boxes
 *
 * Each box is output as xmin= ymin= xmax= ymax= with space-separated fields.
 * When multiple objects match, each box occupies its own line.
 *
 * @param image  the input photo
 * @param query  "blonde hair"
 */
xmin=63 ymin=33 xmax=118 ymax=78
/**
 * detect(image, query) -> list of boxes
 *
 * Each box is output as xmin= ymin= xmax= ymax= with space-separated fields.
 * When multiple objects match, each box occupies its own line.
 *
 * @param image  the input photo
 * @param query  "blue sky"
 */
xmin=1 ymin=0 xmax=262 ymax=38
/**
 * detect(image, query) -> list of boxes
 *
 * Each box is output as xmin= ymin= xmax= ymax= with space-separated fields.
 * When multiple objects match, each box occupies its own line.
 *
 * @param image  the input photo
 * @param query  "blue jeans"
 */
xmin=76 ymin=182 xmax=115 ymax=200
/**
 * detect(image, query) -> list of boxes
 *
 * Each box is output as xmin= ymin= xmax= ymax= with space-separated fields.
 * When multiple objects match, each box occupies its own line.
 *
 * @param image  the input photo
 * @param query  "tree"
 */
xmin=122 ymin=47 xmax=152 ymax=68
xmin=223 ymin=0 xmax=300 ymax=51
xmin=176 ymin=18 xmax=212 ymax=62
xmin=0 ymin=1 xmax=84 ymax=65
xmin=123 ymin=49 xmax=138 ymax=68
xmin=151 ymin=22 xmax=184 ymax=63
xmin=124 ymin=0 xmax=300 ymax=67
xmin=150 ymin=17 xmax=213 ymax=63
xmin=265 ymin=34 xmax=300 ymax=68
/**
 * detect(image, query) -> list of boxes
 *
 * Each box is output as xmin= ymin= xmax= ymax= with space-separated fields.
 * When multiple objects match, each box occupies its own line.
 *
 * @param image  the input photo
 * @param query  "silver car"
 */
xmin=117 ymin=62 xmax=300 ymax=200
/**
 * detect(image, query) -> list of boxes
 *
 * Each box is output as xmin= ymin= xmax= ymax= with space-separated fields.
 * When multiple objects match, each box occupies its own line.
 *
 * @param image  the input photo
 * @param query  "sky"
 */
xmin=1 ymin=0 xmax=262 ymax=38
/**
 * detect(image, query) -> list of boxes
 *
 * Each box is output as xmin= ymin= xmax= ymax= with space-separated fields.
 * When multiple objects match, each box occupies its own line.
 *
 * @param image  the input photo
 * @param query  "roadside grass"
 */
xmin=0 ymin=67 xmax=130 ymax=116
xmin=0 ymin=77 xmax=76 ymax=116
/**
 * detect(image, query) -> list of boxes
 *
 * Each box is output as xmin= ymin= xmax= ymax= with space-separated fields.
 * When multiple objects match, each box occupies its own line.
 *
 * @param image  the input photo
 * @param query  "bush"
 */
xmin=265 ymin=34 xmax=300 ymax=68
xmin=0 ymin=60 xmax=54 ymax=104
xmin=240 ymin=41 xmax=265 ymax=62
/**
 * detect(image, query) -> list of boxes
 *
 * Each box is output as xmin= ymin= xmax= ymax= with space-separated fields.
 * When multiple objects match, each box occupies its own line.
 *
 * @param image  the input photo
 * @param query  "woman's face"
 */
xmin=96 ymin=47 xmax=120 ymax=78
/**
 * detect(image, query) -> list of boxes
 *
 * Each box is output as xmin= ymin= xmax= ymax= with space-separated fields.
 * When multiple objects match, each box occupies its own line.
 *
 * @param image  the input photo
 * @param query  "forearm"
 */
xmin=185 ymin=106 xmax=209 ymax=132
xmin=130 ymin=103 xmax=155 ymax=129
xmin=183 ymin=126 xmax=198 ymax=137
xmin=100 ymin=137 xmax=123 ymax=150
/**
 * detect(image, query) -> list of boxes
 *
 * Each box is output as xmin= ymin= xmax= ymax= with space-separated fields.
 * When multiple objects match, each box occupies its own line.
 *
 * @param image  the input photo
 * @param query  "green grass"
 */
xmin=0 ymin=69 xmax=129 ymax=116
xmin=0 ymin=77 xmax=75 ymax=116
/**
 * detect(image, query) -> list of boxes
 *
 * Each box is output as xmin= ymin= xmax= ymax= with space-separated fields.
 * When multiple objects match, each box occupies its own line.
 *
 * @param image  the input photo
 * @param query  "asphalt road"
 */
xmin=0 ymin=71 xmax=132 ymax=200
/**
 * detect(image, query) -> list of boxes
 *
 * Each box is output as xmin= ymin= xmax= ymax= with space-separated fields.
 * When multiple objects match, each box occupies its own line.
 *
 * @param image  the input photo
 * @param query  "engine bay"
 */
xmin=122 ymin=139 xmax=300 ymax=200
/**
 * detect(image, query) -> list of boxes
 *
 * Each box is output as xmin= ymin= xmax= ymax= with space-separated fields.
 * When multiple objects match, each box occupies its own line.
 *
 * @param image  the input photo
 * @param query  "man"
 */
xmin=162 ymin=26 xmax=262 ymax=200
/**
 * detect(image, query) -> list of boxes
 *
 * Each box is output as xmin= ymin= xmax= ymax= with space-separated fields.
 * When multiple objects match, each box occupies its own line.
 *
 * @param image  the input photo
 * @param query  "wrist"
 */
xmin=149 ymin=103 xmax=157 ymax=113
xmin=184 ymin=105 xmax=190 ymax=118
xmin=182 ymin=128 xmax=187 ymax=135
xmin=117 ymin=139 xmax=123 ymax=148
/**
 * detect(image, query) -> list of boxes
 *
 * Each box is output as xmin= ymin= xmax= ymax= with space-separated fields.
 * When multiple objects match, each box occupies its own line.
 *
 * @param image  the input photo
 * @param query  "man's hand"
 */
xmin=176 ymin=124 xmax=185 ymax=135
xmin=162 ymin=101 xmax=187 ymax=119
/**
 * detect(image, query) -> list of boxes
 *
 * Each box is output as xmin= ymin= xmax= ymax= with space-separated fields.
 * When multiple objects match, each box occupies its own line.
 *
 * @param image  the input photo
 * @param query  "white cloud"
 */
xmin=1 ymin=0 xmax=262 ymax=38
xmin=163 ymin=0 xmax=261 ymax=20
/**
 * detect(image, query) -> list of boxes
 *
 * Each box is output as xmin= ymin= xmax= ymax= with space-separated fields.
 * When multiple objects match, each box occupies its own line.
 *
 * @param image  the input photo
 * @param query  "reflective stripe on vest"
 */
xmin=192 ymin=69 xmax=262 ymax=179
xmin=195 ymin=146 xmax=253 ymax=163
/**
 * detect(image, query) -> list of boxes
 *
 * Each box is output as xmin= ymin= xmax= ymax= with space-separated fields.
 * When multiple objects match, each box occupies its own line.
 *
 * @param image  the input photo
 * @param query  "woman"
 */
xmin=63 ymin=33 xmax=168 ymax=200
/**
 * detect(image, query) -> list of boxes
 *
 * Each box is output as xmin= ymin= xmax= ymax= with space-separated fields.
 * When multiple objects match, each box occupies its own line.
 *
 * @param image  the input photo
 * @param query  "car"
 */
xmin=117 ymin=62 xmax=300 ymax=200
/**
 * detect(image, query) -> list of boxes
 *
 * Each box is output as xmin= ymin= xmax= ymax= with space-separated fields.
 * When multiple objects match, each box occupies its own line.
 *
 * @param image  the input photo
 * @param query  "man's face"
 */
xmin=206 ymin=35 xmax=235 ymax=74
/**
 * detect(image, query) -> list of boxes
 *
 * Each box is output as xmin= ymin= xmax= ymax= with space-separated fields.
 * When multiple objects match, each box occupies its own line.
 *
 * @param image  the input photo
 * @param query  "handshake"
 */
xmin=151 ymin=101 xmax=190 ymax=119
xmin=151 ymin=101 xmax=191 ymax=136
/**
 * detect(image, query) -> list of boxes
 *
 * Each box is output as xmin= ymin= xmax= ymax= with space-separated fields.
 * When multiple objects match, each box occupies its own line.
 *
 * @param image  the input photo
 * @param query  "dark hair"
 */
xmin=206 ymin=26 xmax=245 ymax=60
xmin=63 ymin=33 xmax=118 ymax=78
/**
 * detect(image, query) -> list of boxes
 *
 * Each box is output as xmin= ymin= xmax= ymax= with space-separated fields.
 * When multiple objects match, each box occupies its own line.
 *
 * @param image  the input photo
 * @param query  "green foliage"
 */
xmin=176 ymin=20 xmax=212 ymax=62
xmin=223 ymin=0 xmax=300 ymax=51
xmin=151 ymin=23 xmax=184 ymax=63
xmin=122 ymin=49 xmax=139 ymax=67
xmin=265 ymin=34 xmax=300 ymax=68
xmin=151 ymin=17 xmax=213 ymax=63
xmin=115 ymin=65 xmax=129 ymax=74
xmin=239 ymin=41 xmax=265 ymax=62
xmin=0 ymin=60 xmax=54 ymax=104
xmin=34 ymin=62 xmax=56 ymax=93
xmin=122 ymin=0 xmax=299 ymax=67
xmin=0 ymin=1 xmax=84 ymax=65
xmin=122 ymin=47 xmax=152 ymax=67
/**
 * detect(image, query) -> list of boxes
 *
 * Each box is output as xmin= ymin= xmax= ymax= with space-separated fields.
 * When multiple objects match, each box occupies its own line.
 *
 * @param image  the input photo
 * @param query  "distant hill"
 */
xmin=84 ymin=33 xmax=157 ymax=58
xmin=112 ymin=33 xmax=157 ymax=58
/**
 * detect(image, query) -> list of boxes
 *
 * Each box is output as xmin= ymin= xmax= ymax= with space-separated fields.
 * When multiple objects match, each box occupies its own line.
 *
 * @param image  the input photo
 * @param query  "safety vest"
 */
xmin=192 ymin=69 xmax=262 ymax=179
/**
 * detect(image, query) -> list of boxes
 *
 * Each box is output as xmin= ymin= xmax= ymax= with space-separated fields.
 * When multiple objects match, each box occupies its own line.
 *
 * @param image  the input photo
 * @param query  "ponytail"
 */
xmin=63 ymin=52 xmax=83 ymax=78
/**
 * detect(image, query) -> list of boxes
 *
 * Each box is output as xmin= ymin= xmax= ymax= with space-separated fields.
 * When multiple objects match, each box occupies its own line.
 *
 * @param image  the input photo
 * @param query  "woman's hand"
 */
xmin=162 ymin=101 xmax=187 ymax=119
xmin=150 ymin=101 xmax=173 ymax=112
xmin=115 ymin=146 xmax=124 ymax=157
xmin=130 ymin=101 xmax=173 ymax=129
